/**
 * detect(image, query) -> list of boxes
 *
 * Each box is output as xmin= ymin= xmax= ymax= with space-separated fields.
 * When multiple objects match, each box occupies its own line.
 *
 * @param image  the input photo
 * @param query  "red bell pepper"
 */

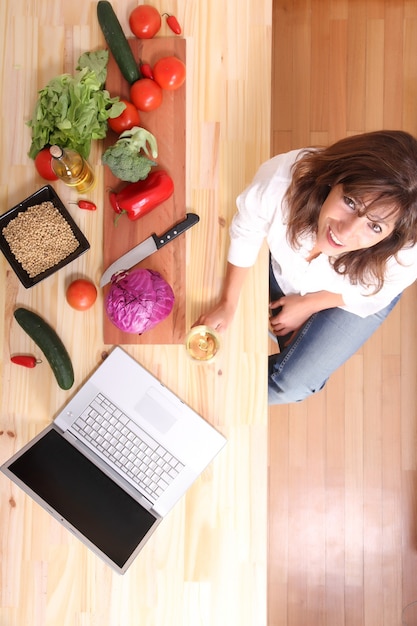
xmin=109 ymin=170 xmax=174 ymax=221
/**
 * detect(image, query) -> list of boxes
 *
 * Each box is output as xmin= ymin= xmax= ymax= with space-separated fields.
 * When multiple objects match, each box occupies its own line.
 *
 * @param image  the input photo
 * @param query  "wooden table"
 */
xmin=0 ymin=2 xmax=271 ymax=624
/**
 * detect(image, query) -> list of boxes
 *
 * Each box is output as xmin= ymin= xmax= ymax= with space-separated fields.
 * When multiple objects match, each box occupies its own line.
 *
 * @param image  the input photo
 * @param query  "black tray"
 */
xmin=0 ymin=185 xmax=90 ymax=288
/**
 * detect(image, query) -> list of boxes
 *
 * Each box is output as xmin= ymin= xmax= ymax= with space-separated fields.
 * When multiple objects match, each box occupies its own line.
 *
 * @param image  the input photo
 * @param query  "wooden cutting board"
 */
xmin=102 ymin=37 xmax=188 ymax=345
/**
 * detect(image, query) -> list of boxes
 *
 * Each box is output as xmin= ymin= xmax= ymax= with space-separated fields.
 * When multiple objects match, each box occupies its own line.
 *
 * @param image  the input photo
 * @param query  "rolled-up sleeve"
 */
xmin=228 ymin=184 xmax=271 ymax=267
xmin=227 ymin=151 xmax=299 ymax=267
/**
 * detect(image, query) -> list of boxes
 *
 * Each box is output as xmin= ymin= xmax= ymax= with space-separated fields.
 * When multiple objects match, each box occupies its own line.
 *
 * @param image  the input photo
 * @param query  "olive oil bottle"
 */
xmin=50 ymin=145 xmax=96 ymax=193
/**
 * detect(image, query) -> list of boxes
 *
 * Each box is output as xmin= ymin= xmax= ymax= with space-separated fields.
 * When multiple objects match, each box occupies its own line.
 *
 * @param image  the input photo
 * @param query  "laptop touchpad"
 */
xmin=136 ymin=388 xmax=178 ymax=434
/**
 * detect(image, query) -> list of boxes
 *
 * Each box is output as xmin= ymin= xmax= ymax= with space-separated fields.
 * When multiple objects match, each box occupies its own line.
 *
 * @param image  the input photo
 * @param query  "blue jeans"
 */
xmin=268 ymin=260 xmax=401 ymax=405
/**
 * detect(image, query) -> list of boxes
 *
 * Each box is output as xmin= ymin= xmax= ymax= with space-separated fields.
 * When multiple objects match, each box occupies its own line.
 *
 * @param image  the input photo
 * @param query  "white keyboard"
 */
xmin=71 ymin=393 xmax=184 ymax=500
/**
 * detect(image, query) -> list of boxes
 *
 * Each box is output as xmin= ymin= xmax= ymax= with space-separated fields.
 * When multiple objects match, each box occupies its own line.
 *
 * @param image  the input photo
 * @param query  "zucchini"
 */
xmin=14 ymin=307 xmax=74 ymax=390
xmin=97 ymin=0 xmax=140 ymax=84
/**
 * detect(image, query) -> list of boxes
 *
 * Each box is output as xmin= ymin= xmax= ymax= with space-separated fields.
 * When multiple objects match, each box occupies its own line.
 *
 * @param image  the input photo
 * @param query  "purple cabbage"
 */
xmin=105 ymin=268 xmax=175 ymax=334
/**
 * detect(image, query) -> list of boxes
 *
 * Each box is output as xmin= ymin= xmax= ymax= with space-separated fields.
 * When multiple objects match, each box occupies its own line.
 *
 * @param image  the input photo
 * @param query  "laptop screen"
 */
xmin=6 ymin=428 xmax=157 ymax=569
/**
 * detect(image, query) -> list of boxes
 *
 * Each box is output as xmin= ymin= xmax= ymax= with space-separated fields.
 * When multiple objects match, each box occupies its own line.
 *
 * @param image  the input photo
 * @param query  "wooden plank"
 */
xmin=102 ymin=37 xmax=187 ymax=345
xmin=269 ymin=1 xmax=417 ymax=624
xmin=1 ymin=2 xmax=270 ymax=626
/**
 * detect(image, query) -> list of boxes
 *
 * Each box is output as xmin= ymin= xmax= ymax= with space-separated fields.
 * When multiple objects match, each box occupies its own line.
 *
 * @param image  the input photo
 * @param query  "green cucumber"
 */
xmin=97 ymin=0 xmax=140 ymax=84
xmin=14 ymin=307 xmax=74 ymax=390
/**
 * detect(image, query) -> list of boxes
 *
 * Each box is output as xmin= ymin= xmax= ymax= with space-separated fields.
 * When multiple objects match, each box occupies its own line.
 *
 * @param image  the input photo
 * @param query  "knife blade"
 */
xmin=100 ymin=213 xmax=200 ymax=287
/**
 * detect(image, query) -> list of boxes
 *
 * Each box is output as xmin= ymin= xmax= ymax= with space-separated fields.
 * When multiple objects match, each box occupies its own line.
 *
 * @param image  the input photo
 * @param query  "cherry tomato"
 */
xmin=108 ymin=100 xmax=140 ymax=134
xmin=34 ymin=147 xmax=58 ymax=181
xmin=153 ymin=56 xmax=186 ymax=91
xmin=129 ymin=5 xmax=161 ymax=39
xmin=66 ymin=279 xmax=97 ymax=311
xmin=130 ymin=78 xmax=163 ymax=112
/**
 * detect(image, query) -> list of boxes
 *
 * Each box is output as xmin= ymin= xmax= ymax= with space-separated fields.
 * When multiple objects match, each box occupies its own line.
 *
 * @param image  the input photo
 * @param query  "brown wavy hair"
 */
xmin=284 ymin=130 xmax=417 ymax=291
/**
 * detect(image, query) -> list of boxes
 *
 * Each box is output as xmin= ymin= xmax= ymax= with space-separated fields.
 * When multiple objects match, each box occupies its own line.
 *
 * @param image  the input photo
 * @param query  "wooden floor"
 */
xmin=268 ymin=1 xmax=417 ymax=625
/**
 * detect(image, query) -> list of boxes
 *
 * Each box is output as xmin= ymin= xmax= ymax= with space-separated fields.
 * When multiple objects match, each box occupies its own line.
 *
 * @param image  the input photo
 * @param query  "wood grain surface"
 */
xmin=102 ymin=37 xmax=187 ymax=345
xmin=269 ymin=1 xmax=417 ymax=625
xmin=0 ymin=2 xmax=271 ymax=625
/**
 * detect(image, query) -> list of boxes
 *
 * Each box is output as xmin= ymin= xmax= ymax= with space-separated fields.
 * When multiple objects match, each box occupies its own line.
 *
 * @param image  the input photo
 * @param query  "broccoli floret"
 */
xmin=102 ymin=126 xmax=158 ymax=182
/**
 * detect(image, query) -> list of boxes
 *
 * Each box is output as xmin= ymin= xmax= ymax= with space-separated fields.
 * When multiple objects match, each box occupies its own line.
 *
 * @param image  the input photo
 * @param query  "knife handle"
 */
xmin=152 ymin=213 xmax=200 ymax=249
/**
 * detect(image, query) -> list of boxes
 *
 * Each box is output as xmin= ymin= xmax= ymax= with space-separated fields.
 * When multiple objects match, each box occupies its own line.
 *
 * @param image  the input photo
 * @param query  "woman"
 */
xmin=193 ymin=130 xmax=417 ymax=404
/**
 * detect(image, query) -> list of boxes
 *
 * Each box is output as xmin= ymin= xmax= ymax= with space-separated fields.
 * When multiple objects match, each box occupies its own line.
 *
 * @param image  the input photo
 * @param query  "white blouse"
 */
xmin=228 ymin=149 xmax=417 ymax=317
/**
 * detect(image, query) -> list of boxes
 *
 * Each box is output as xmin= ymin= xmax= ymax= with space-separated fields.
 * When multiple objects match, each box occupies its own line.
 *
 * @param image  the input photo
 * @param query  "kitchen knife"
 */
xmin=100 ymin=213 xmax=200 ymax=287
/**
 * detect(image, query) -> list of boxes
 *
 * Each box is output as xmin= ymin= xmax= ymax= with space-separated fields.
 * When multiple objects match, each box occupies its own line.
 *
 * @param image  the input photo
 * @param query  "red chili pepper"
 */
xmin=11 ymin=355 xmax=41 ymax=368
xmin=163 ymin=13 xmax=182 ymax=35
xmin=71 ymin=200 xmax=97 ymax=211
xmin=139 ymin=62 xmax=154 ymax=80
xmin=110 ymin=170 xmax=174 ymax=222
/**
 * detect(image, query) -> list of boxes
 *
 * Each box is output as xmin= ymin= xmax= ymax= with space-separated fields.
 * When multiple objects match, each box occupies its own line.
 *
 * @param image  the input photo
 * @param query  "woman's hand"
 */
xmin=192 ymin=300 xmax=236 ymax=333
xmin=269 ymin=291 xmax=345 ymax=336
xmin=269 ymin=294 xmax=315 ymax=336
xmin=192 ymin=262 xmax=250 ymax=333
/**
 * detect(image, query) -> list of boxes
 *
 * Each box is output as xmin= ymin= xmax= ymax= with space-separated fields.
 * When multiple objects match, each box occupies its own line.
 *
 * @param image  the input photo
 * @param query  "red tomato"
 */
xmin=34 ymin=147 xmax=58 ymax=181
xmin=66 ymin=279 xmax=97 ymax=311
xmin=130 ymin=78 xmax=163 ymax=112
xmin=153 ymin=56 xmax=186 ymax=91
xmin=129 ymin=5 xmax=161 ymax=39
xmin=108 ymin=100 xmax=140 ymax=134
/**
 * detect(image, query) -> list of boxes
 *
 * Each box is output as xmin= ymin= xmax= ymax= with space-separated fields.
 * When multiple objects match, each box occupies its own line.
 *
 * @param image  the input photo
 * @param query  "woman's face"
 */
xmin=315 ymin=184 xmax=397 ymax=256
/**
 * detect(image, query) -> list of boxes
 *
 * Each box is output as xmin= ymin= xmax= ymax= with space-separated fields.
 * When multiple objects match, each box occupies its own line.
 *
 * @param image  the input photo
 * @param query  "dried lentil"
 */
xmin=2 ymin=201 xmax=79 ymax=277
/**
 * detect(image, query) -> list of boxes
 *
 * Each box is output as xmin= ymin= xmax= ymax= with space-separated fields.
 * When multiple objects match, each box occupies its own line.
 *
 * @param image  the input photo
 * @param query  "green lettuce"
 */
xmin=27 ymin=50 xmax=125 ymax=159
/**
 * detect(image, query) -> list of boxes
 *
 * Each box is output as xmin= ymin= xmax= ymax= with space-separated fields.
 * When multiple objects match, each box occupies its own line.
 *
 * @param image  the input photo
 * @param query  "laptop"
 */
xmin=1 ymin=346 xmax=226 ymax=574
